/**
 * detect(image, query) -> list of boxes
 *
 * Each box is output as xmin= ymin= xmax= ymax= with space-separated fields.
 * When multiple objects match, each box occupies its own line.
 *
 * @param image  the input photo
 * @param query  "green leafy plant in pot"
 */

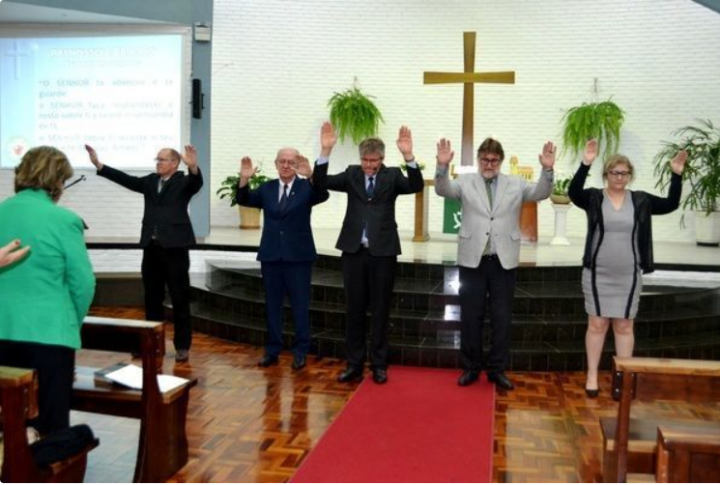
xmin=328 ymin=83 xmax=384 ymax=145
xmin=216 ymin=169 xmax=270 ymax=229
xmin=550 ymin=175 xmax=572 ymax=204
xmin=653 ymin=119 xmax=720 ymax=245
xmin=561 ymin=99 xmax=625 ymax=163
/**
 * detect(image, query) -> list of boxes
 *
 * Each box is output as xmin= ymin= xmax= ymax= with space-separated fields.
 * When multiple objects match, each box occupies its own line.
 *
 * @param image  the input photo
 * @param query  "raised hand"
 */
xmin=538 ymin=141 xmax=556 ymax=169
xmin=238 ymin=156 xmax=258 ymax=186
xmin=396 ymin=125 xmax=414 ymax=161
xmin=583 ymin=139 xmax=598 ymax=165
xmin=294 ymin=154 xmax=313 ymax=177
xmin=0 ymin=239 xmax=30 ymax=268
xmin=436 ymin=138 xmax=454 ymax=168
xmin=320 ymin=121 xmax=337 ymax=157
xmin=670 ymin=150 xmax=688 ymax=176
xmin=182 ymin=145 xmax=198 ymax=169
xmin=84 ymin=144 xmax=103 ymax=170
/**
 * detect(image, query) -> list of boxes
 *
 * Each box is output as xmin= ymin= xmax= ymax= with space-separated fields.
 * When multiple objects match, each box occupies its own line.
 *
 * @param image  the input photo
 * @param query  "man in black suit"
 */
xmin=85 ymin=144 xmax=203 ymax=363
xmin=235 ymin=140 xmax=329 ymax=370
xmin=314 ymin=124 xmax=424 ymax=384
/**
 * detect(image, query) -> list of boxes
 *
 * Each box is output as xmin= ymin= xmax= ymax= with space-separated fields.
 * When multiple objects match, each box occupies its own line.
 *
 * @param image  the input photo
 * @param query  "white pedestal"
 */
xmin=550 ymin=203 xmax=572 ymax=246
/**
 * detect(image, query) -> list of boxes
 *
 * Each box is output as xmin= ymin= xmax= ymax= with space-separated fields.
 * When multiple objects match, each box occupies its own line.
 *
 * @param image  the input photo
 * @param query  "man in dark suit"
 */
xmin=85 ymin=144 xmax=203 ymax=363
xmin=314 ymin=123 xmax=424 ymax=384
xmin=235 ymin=141 xmax=329 ymax=370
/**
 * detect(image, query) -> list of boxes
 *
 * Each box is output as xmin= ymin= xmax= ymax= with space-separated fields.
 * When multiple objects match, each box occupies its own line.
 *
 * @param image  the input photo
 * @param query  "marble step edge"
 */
xmin=190 ymin=313 xmax=720 ymax=356
xmin=189 ymin=304 xmax=720 ymax=350
xmin=191 ymin=284 xmax=720 ymax=322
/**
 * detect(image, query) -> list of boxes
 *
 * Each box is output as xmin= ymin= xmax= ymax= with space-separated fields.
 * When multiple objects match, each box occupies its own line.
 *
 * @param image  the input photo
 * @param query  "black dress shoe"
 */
xmin=372 ymin=368 xmax=388 ymax=384
xmin=458 ymin=370 xmax=480 ymax=387
xmin=488 ymin=372 xmax=515 ymax=391
xmin=337 ymin=367 xmax=364 ymax=383
xmin=258 ymin=355 xmax=279 ymax=367
xmin=291 ymin=355 xmax=307 ymax=370
xmin=585 ymin=388 xmax=600 ymax=398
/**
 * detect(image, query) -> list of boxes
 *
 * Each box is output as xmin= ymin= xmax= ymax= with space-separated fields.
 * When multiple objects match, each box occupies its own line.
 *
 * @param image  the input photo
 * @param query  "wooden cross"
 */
xmin=424 ymin=32 xmax=515 ymax=166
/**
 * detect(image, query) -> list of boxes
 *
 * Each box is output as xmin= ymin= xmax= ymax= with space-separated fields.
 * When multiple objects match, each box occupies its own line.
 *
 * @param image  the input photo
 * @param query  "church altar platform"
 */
xmin=88 ymin=226 xmax=720 ymax=271
xmin=88 ymin=227 xmax=720 ymax=372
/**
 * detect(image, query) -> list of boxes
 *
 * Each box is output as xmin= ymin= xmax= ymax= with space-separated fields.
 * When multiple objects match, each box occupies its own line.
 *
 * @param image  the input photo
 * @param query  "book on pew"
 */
xmin=102 ymin=364 xmax=190 ymax=393
xmin=94 ymin=363 xmax=129 ymax=385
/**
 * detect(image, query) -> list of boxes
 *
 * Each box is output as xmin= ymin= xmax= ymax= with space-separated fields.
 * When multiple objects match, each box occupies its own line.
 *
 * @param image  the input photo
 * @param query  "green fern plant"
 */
xmin=653 ymin=119 xmax=720 ymax=215
xmin=561 ymin=100 xmax=625 ymax=163
xmin=328 ymin=86 xmax=384 ymax=144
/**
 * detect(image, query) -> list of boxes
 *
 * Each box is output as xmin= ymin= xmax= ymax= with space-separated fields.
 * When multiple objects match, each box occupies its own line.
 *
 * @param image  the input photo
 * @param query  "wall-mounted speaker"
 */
xmin=192 ymin=78 xmax=203 ymax=119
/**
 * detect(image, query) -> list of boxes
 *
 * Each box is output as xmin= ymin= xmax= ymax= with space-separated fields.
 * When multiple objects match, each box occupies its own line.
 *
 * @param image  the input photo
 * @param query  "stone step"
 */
xmin=189 ymin=300 xmax=720 ymax=371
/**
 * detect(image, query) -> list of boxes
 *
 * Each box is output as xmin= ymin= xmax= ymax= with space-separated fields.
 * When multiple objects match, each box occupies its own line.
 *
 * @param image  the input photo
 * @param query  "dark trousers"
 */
xmin=0 ymin=340 xmax=75 ymax=435
xmin=458 ymin=256 xmax=517 ymax=374
xmin=342 ymin=249 xmax=397 ymax=370
xmin=142 ymin=243 xmax=192 ymax=351
xmin=261 ymin=260 xmax=312 ymax=358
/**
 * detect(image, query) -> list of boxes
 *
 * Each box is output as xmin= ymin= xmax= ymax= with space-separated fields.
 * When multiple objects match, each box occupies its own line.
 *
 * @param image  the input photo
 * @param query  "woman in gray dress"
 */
xmin=569 ymin=139 xmax=686 ymax=397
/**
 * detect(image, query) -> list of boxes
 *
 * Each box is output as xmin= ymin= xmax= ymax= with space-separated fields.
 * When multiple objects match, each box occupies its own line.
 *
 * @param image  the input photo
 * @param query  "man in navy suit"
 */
xmin=313 ymin=124 xmax=424 ymax=384
xmin=236 ymin=135 xmax=330 ymax=370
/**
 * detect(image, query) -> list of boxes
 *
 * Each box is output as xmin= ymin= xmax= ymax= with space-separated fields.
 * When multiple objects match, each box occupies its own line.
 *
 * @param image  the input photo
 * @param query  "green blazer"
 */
xmin=0 ymin=189 xmax=95 ymax=349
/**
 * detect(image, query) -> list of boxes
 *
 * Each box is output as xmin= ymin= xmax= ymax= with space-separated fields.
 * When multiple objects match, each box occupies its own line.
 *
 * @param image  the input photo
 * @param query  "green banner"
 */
xmin=443 ymin=198 xmax=463 ymax=234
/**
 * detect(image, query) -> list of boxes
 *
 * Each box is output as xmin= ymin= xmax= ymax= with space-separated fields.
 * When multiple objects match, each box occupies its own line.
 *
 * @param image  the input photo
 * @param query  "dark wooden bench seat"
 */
xmin=654 ymin=425 xmax=720 ymax=482
xmin=601 ymin=417 xmax=720 ymax=480
xmin=72 ymin=316 xmax=197 ymax=483
xmin=603 ymin=357 xmax=720 ymax=482
xmin=1 ymin=366 xmax=98 ymax=483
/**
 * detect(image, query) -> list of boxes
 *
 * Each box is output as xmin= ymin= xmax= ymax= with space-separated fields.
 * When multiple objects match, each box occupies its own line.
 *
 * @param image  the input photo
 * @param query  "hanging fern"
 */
xmin=328 ymin=87 xmax=384 ymax=145
xmin=561 ymin=100 xmax=625 ymax=162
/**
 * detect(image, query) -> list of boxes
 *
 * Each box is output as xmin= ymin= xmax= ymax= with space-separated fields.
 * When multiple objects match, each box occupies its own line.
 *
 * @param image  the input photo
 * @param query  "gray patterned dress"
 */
xmin=581 ymin=191 xmax=642 ymax=319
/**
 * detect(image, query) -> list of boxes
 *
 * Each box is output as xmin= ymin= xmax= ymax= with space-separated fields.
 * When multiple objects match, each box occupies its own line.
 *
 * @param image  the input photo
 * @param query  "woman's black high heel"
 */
xmin=585 ymin=388 xmax=599 ymax=398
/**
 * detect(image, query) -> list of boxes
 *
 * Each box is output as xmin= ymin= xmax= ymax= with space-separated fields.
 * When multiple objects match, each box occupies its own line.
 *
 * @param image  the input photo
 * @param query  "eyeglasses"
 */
xmin=479 ymin=157 xmax=502 ymax=166
xmin=608 ymin=170 xmax=631 ymax=178
xmin=154 ymin=157 xmax=174 ymax=163
xmin=276 ymin=159 xmax=297 ymax=166
xmin=361 ymin=157 xmax=383 ymax=163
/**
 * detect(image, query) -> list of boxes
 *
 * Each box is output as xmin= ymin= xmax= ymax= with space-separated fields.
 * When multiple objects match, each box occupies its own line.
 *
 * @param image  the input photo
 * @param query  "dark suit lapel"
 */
xmin=353 ymin=168 xmax=367 ymax=199
xmin=282 ymin=178 xmax=302 ymax=213
xmin=157 ymin=172 xmax=181 ymax=202
xmin=373 ymin=166 xmax=390 ymax=200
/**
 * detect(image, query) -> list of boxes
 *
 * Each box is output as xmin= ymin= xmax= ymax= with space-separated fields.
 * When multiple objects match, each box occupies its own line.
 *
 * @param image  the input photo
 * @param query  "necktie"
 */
xmin=485 ymin=178 xmax=493 ymax=209
xmin=367 ymin=176 xmax=375 ymax=199
xmin=278 ymin=184 xmax=289 ymax=210
xmin=158 ymin=178 xmax=166 ymax=193
xmin=483 ymin=178 xmax=493 ymax=255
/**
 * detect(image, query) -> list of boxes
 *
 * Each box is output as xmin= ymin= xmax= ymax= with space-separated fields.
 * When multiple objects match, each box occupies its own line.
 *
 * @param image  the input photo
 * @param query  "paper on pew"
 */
xmin=105 ymin=364 xmax=189 ymax=393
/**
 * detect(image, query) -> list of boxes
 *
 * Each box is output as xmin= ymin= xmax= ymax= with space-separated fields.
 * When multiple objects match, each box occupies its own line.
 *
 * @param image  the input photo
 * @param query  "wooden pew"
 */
xmin=1 ymin=366 xmax=98 ymax=482
xmin=601 ymin=357 xmax=720 ymax=482
xmin=72 ymin=316 xmax=197 ymax=483
xmin=655 ymin=425 xmax=720 ymax=483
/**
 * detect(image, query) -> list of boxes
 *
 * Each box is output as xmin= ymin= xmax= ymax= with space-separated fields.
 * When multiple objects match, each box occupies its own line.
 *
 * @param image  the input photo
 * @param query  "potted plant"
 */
xmin=653 ymin=119 xmax=720 ymax=246
xmin=328 ymin=82 xmax=384 ymax=145
xmin=561 ymin=99 xmax=625 ymax=163
xmin=550 ymin=175 xmax=572 ymax=204
xmin=216 ymin=169 xmax=270 ymax=229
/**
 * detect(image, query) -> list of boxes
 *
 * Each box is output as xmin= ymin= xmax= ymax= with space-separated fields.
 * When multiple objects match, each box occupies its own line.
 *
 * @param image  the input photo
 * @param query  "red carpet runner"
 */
xmin=292 ymin=367 xmax=495 ymax=483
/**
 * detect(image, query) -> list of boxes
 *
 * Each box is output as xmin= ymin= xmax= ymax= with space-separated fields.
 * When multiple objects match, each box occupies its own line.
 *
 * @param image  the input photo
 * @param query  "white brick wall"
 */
xmin=3 ymin=1 xmax=718 ymax=243
xmin=209 ymin=0 xmax=720 ymax=242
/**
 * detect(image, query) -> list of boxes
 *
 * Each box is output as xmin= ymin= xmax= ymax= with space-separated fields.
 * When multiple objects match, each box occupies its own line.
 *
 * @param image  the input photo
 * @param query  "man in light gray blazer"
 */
xmin=435 ymin=137 xmax=555 ymax=390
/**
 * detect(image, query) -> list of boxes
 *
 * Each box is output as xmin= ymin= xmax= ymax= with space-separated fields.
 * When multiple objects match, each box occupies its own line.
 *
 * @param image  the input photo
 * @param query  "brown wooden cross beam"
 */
xmin=424 ymin=32 xmax=515 ymax=166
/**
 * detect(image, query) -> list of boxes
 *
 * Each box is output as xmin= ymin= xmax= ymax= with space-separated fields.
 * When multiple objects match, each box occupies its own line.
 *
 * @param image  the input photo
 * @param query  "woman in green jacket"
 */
xmin=0 ymin=146 xmax=96 ymax=435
